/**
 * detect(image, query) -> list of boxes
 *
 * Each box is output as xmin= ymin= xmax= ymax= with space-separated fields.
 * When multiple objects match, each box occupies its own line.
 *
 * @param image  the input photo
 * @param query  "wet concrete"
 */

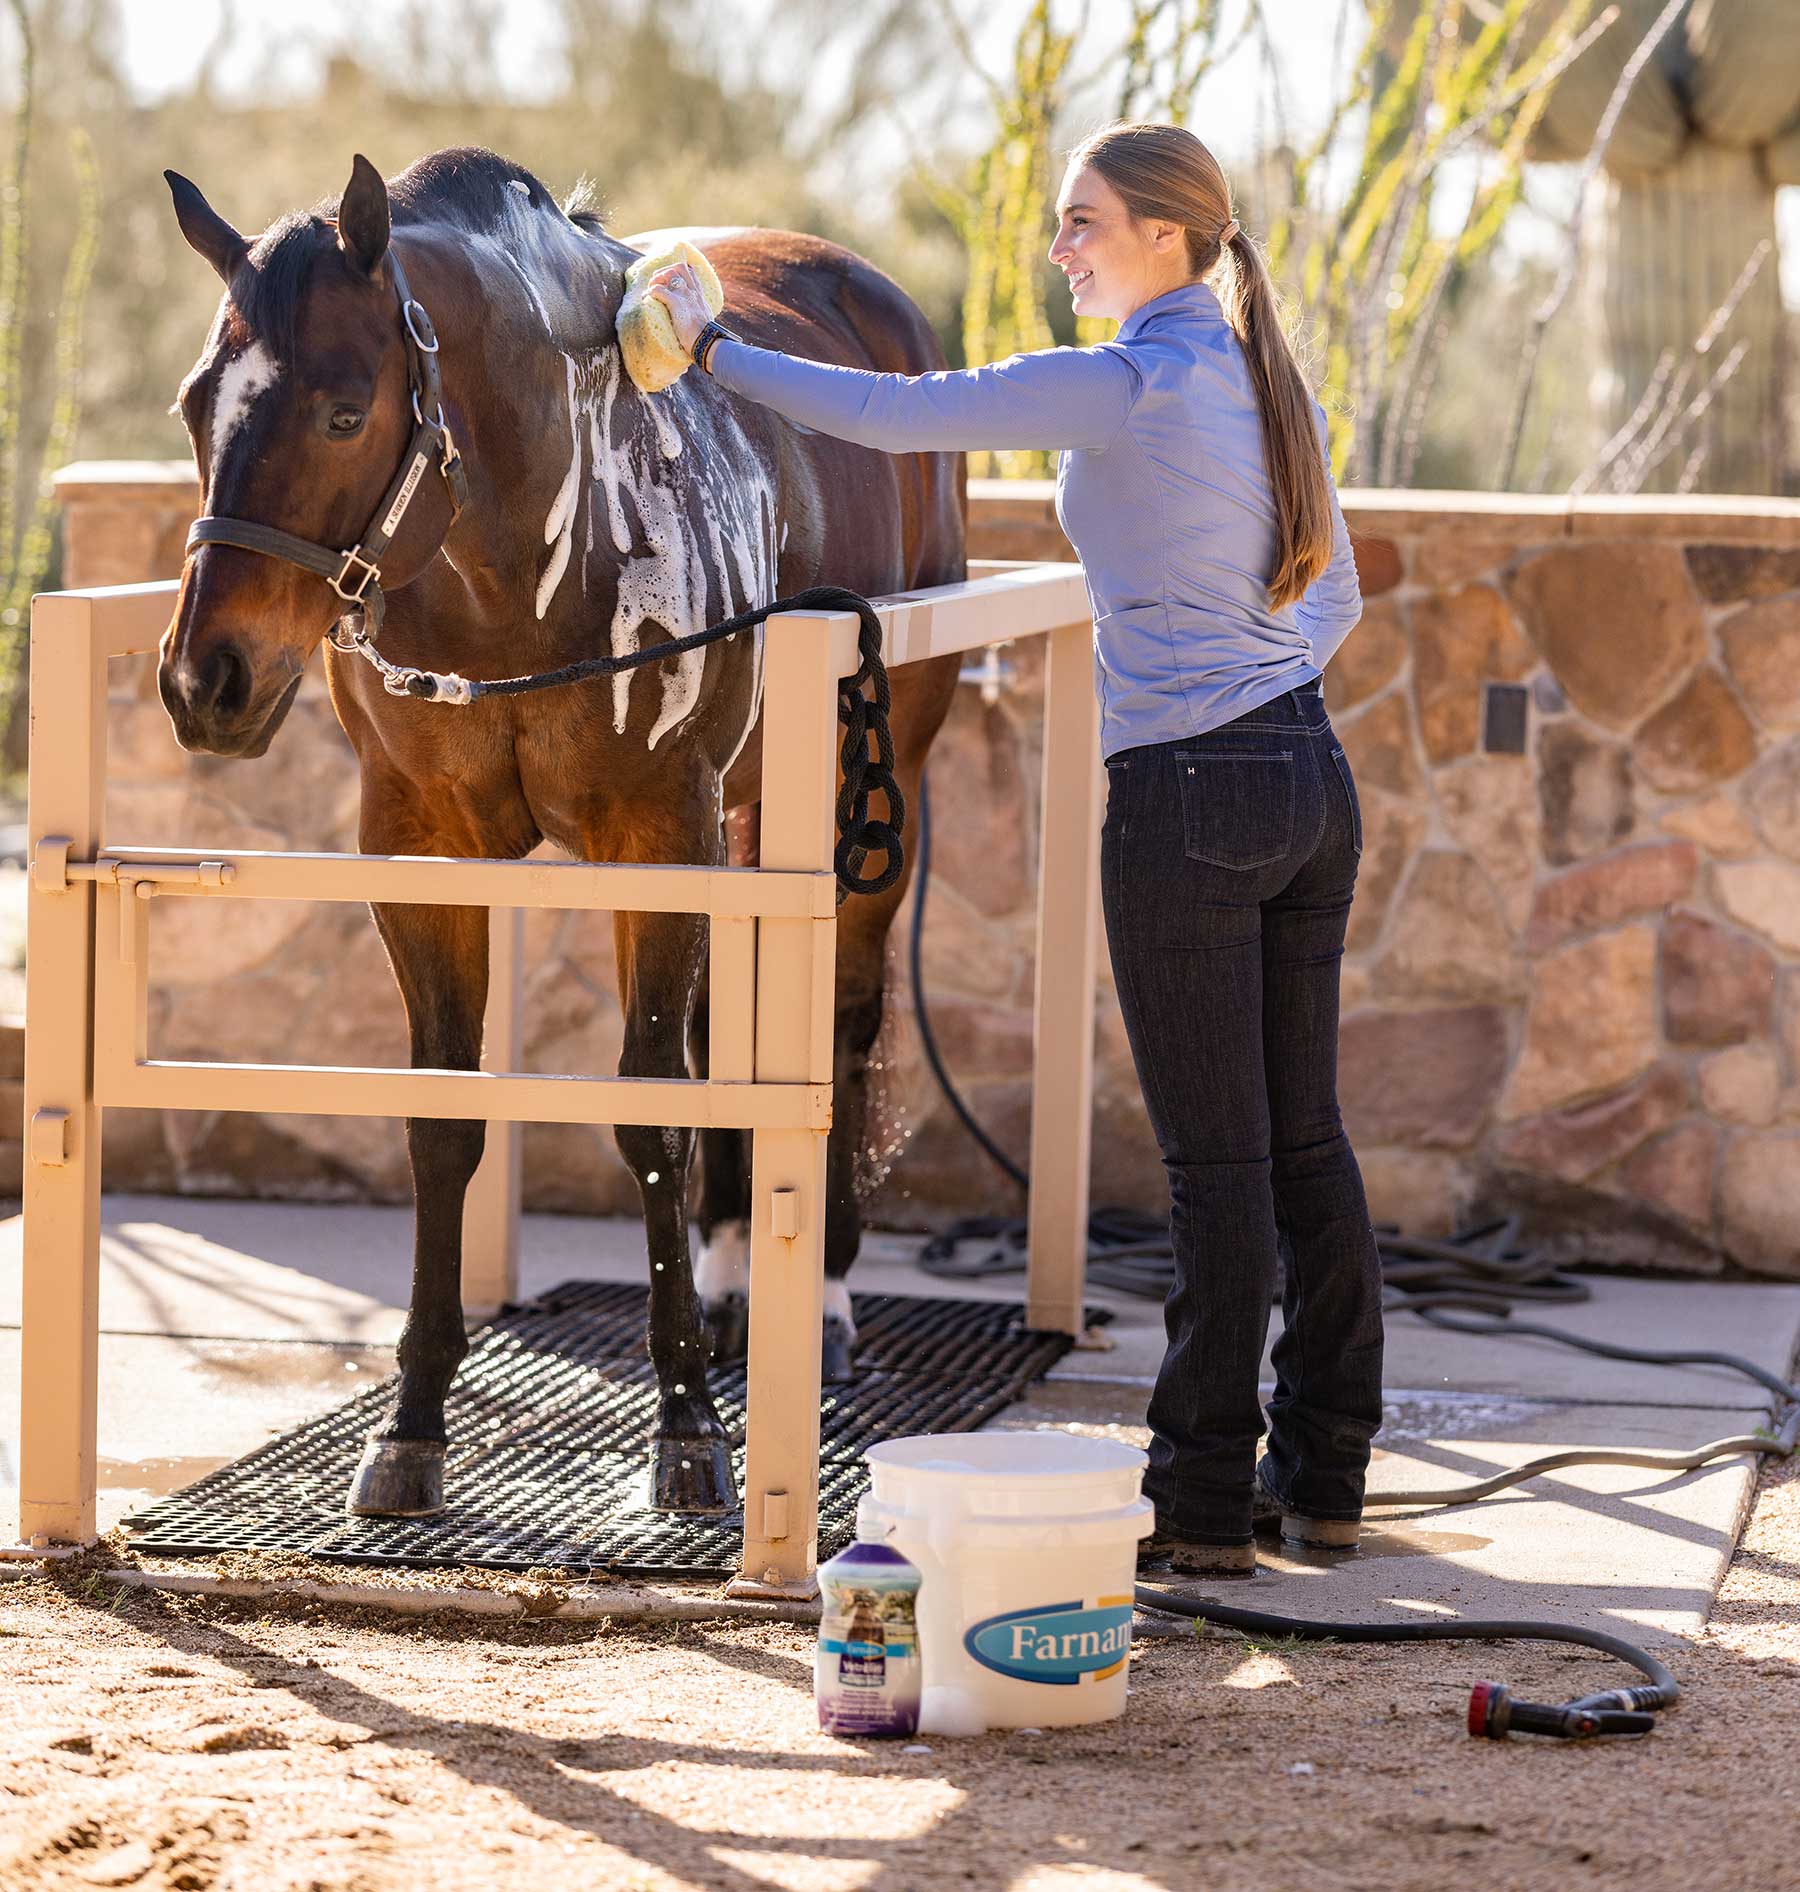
xmin=0 ymin=1329 xmax=395 ymax=1535
xmin=0 ymin=1197 xmax=1794 ymax=1648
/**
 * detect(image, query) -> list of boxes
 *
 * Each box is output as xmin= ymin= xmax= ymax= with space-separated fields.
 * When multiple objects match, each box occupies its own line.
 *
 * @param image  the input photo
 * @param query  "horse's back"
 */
xmin=621 ymin=226 xmax=951 ymax=377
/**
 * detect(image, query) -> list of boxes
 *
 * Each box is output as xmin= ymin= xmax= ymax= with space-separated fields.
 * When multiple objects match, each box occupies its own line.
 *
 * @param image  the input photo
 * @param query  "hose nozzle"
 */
xmin=1468 ymin=1680 xmax=1657 ymax=1740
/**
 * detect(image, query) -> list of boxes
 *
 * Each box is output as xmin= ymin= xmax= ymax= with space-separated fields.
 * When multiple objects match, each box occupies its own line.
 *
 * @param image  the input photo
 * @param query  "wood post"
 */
xmin=462 ymin=904 xmax=524 ymax=1318
xmin=1025 ymin=617 xmax=1101 ymax=1337
xmin=16 ymin=595 xmax=107 ymax=1547
xmin=730 ymin=609 xmax=844 ymax=1598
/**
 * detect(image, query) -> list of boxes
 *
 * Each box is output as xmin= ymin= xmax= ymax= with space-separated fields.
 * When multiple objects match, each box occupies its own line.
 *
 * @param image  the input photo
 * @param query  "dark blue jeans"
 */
xmin=1101 ymin=679 xmax=1384 ymax=1543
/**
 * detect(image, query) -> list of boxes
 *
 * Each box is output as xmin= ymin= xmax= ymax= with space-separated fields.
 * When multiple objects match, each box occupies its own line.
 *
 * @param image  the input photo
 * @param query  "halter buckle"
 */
xmin=403 ymin=299 xmax=441 ymax=353
xmin=411 ymin=386 xmax=446 ymax=431
xmin=331 ymin=547 xmax=381 ymax=605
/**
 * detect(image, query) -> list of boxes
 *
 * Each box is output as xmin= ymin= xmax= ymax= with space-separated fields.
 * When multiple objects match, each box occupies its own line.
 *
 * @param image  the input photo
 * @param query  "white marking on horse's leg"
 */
xmin=695 ymin=1218 xmax=750 ymax=1305
xmin=823 ymin=1277 xmax=856 ymax=1340
xmin=210 ymin=342 xmax=278 ymax=464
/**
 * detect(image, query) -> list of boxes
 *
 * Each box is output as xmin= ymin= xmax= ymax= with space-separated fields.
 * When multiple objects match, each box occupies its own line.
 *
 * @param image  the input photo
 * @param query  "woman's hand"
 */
xmin=646 ymin=261 xmax=711 ymax=358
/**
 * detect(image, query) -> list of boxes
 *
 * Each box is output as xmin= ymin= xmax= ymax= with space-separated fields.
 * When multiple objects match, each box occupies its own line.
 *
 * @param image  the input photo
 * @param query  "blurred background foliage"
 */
xmin=1 ymin=0 xmax=1797 ymax=633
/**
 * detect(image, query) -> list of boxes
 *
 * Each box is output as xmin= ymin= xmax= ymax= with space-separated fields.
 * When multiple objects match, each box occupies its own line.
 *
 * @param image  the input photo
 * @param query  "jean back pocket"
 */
xmin=1172 ymin=748 xmax=1296 ymax=869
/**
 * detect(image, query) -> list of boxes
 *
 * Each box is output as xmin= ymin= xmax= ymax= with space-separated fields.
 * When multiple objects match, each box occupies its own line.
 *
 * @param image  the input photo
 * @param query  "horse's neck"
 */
xmin=419 ymin=213 xmax=644 ymax=568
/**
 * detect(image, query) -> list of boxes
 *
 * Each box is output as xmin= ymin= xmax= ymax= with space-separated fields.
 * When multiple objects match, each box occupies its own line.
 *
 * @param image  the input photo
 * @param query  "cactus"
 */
xmin=1268 ymin=0 xmax=1604 ymax=483
xmin=1527 ymin=0 xmax=1800 ymax=492
xmin=0 ymin=0 xmax=101 ymax=710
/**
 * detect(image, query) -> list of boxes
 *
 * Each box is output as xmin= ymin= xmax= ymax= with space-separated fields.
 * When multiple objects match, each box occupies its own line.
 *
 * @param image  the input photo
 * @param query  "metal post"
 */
xmin=15 ymin=595 xmax=107 ymax=1549
xmin=1025 ymin=617 xmax=1101 ymax=1336
xmin=462 ymin=904 xmax=524 ymax=1317
xmin=730 ymin=609 xmax=843 ymax=1598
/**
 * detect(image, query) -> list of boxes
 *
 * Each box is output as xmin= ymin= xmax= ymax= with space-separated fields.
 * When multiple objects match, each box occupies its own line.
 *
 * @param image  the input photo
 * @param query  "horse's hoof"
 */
xmin=650 ymin=1436 xmax=737 ymax=1514
xmin=821 ymin=1318 xmax=857 ymax=1385
xmin=704 ymin=1292 xmax=750 ymax=1365
xmin=346 ymin=1438 xmax=445 ymax=1517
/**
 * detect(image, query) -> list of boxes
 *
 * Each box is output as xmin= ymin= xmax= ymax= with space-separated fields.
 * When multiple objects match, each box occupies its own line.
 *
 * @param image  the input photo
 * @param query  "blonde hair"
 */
xmin=1069 ymin=120 xmax=1332 ymax=611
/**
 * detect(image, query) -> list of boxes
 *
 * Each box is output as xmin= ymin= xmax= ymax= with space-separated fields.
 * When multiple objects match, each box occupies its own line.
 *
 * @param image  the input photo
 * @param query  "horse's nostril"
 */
xmin=202 ymin=643 xmax=251 ymax=719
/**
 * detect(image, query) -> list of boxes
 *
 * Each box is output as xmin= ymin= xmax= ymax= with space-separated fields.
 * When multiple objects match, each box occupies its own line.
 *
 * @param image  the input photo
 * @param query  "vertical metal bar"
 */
xmin=18 ymin=594 xmax=107 ymax=1546
xmin=1026 ymin=618 xmax=1101 ymax=1337
xmin=462 ymin=904 xmax=524 ymax=1318
xmin=731 ymin=609 xmax=843 ymax=1597
xmin=707 ymin=915 xmax=757 ymax=1083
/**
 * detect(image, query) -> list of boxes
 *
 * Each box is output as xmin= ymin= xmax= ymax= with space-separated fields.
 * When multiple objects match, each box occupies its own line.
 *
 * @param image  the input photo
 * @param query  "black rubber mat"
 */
xmin=123 ymin=1281 xmax=1106 ymax=1577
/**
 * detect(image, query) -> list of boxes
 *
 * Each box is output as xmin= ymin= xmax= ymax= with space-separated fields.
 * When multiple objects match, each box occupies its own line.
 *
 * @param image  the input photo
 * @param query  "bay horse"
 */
xmin=160 ymin=147 xmax=964 ymax=1518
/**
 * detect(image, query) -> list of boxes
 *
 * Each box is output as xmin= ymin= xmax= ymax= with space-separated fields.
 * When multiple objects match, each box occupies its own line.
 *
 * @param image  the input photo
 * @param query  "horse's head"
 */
xmin=161 ymin=155 xmax=454 ymax=755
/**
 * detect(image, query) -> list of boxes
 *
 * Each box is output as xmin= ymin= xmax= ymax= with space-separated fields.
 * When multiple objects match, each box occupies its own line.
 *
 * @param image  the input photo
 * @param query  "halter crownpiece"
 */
xmin=1219 ymin=217 xmax=1240 ymax=245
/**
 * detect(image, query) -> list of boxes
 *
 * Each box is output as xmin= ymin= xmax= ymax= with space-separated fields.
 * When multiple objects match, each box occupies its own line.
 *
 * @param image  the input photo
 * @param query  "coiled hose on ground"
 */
xmin=905 ymin=773 xmax=1800 ymax=1737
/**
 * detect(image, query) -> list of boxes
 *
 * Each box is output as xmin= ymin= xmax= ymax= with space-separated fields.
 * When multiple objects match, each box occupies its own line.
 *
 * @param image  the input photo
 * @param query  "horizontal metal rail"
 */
xmin=35 ymin=842 xmax=839 ymax=920
xmin=92 ymin=1058 xmax=831 ymax=1131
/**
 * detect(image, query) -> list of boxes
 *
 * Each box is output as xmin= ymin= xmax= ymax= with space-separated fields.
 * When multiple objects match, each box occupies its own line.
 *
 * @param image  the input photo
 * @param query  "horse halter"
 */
xmin=183 ymin=248 xmax=469 ymax=665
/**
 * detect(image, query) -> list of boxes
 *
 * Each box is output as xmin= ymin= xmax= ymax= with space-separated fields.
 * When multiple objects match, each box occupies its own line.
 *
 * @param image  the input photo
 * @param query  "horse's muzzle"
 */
xmin=158 ymin=645 xmax=303 ymax=758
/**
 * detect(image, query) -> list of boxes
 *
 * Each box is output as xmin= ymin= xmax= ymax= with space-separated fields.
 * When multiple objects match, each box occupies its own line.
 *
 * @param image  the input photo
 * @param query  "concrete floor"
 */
xmin=3 ymin=1193 xmax=1797 ymax=1647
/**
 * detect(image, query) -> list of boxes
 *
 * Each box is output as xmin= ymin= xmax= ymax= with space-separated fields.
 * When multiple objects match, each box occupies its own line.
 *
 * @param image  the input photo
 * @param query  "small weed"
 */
xmin=1239 ymin=1633 xmax=1327 ymax=1658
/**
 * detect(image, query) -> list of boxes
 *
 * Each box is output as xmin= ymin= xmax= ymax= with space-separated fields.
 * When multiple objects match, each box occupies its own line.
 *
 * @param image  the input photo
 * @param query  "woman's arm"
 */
xmin=1293 ymin=400 xmax=1362 ymax=668
xmin=704 ymin=334 xmax=1143 ymax=455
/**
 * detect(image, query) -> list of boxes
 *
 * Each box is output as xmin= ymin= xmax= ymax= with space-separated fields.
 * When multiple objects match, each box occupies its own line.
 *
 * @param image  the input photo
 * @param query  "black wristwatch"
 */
xmin=692 ymin=318 xmax=740 ymax=375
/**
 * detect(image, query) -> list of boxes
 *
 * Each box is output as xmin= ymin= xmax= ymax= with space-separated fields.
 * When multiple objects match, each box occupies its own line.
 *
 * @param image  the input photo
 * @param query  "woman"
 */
xmin=650 ymin=119 xmax=1383 ymax=1579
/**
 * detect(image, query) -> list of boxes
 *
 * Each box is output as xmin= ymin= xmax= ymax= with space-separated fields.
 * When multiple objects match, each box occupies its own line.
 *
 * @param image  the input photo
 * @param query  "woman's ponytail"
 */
xmin=1071 ymin=121 xmax=1334 ymax=612
xmin=1214 ymin=225 xmax=1334 ymax=610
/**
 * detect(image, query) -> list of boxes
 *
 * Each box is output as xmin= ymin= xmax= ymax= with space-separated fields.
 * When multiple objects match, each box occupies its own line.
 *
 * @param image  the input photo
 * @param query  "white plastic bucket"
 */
xmin=857 ymin=1430 xmax=1154 ymax=1733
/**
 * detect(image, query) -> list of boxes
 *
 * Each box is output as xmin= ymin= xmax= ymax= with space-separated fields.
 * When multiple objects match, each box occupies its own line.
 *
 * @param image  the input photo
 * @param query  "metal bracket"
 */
xmin=29 ymin=846 xmax=237 ymax=897
xmin=769 ymin=1188 xmax=800 ymax=1240
xmin=30 ymin=837 xmax=71 ymax=893
xmin=29 ymin=1109 xmax=69 ymax=1167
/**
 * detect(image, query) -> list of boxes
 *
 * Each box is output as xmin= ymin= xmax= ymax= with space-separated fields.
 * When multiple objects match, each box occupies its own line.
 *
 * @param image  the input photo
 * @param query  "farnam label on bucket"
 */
xmin=963 ymin=1597 xmax=1134 ymax=1686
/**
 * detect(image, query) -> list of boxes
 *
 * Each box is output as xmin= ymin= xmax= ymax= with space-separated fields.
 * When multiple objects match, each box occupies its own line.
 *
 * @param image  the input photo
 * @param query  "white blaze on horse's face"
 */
xmin=208 ymin=341 xmax=280 ymax=469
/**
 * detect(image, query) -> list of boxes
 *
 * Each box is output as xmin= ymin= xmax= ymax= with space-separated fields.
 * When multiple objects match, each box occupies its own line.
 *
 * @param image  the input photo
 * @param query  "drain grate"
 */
xmin=124 ymin=1283 xmax=1106 ymax=1577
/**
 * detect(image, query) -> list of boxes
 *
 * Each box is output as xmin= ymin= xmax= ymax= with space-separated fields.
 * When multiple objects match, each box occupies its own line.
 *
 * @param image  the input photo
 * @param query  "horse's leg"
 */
xmin=691 ymin=804 xmax=756 ymax=1363
xmin=612 ymin=867 xmax=735 ymax=1514
xmin=346 ymin=895 xmax=488 ymax=1515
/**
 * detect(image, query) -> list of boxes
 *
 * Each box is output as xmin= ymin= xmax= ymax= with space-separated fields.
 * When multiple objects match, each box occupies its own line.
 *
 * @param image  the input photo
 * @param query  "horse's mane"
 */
xmin=232 ymin=146 xmax=612 ymax=358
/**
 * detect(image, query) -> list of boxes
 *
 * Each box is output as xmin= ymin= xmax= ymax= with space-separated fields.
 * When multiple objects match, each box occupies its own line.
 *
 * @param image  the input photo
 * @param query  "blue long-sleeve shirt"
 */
xmin=705 ymin=278 xmax=1363 ymax=760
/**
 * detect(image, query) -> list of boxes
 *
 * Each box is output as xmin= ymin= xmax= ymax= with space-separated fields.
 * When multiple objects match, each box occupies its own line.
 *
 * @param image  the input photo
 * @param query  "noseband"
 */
xmin=183 ymin=249 xmax=469 ymax=656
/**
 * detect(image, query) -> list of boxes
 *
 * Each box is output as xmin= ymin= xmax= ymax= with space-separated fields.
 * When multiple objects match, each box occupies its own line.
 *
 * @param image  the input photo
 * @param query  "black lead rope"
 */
xmin=397 ymin=585 xmax=904 ymax=899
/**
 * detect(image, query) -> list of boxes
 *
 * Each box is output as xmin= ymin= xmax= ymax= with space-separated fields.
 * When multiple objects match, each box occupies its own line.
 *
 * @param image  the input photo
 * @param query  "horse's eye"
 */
xmin=326 ymin=405 xmax=365 ymax=437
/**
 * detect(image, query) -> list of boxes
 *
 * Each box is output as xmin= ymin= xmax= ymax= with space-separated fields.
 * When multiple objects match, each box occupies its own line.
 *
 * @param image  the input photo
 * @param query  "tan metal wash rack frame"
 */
xmin=15 ymin=560 xmax=1103 ymax=1594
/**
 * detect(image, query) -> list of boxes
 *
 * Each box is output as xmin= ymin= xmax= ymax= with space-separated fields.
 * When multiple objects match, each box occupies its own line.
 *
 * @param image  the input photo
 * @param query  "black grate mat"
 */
xmin=123 ymin=1282 xmax=1107 ymax=1577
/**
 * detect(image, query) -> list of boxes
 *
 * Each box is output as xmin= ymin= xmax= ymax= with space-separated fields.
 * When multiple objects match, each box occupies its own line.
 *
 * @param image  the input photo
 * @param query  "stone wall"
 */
xmin=49 ymin=463 xmax=1800 ymax=1275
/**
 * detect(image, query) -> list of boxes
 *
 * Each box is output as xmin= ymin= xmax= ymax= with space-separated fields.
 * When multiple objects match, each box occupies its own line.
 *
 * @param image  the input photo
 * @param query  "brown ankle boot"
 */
xmin=1252 ymin=1469 xmax=1360 ymax=1549
xmin=1137 ymin=1529 xmax=1256 ymax=1578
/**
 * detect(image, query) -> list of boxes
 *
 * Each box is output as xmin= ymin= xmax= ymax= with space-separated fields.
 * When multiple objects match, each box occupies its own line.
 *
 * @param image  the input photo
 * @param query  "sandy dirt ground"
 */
xmin=2 ymin=1449 xmax=1798 ymax=1892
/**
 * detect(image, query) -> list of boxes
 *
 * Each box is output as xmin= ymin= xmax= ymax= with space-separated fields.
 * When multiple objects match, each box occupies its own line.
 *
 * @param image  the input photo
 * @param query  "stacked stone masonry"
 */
xmin=40 ymin=464 xmax=1800 ymax=1276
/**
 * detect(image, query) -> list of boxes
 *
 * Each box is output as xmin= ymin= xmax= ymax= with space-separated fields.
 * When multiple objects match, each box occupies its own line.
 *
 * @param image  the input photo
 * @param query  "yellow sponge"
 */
xmin=617 ymin=239 xmax=724 ymax=393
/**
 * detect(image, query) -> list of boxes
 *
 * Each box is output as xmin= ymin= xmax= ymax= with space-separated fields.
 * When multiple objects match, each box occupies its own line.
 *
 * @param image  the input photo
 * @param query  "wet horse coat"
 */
xmin=160 ymin=147 xmax=964 ymax=1516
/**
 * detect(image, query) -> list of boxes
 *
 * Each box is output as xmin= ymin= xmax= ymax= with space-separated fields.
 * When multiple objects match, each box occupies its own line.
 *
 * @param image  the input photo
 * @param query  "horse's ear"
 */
xmin=164 ymin=170 xmax=249 ymax=287
xmin=335 ymin=154 xmax=390 ymax=277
